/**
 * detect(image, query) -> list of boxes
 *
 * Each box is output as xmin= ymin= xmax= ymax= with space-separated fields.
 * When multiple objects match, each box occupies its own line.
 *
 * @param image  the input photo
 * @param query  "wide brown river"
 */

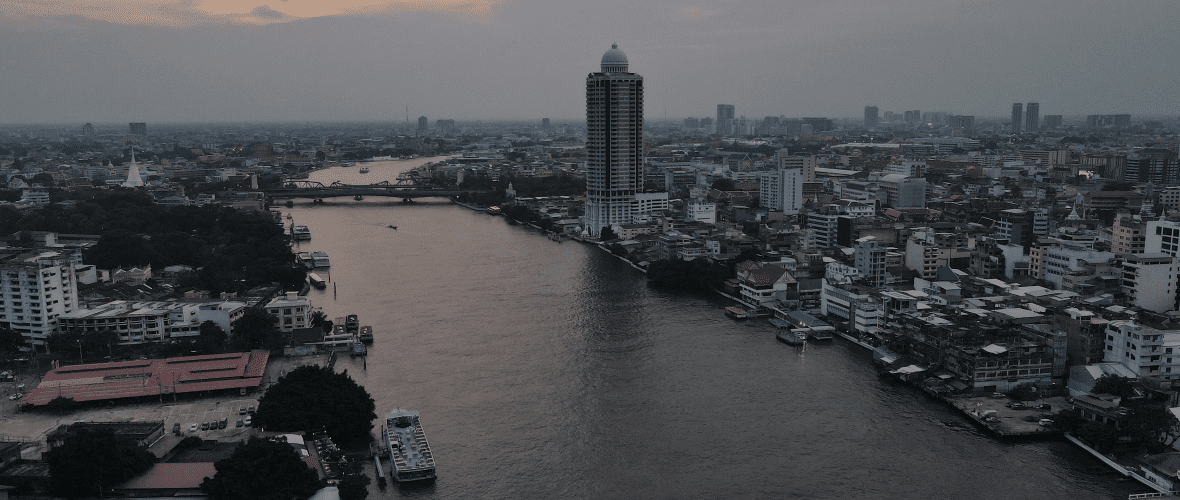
xmin=280 ymin=157 xmax=1142 ymax=499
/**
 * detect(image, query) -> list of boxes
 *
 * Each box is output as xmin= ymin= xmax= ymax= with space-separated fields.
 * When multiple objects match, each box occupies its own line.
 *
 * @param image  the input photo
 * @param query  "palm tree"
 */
xmin=310 ymin=310 xmax=326 ymax=329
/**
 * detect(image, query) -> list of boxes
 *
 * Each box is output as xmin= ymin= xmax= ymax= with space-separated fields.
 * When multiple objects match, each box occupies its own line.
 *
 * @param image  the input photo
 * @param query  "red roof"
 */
xmin=21 ymin=351 xmax=269 ymax=406
xmin=115 ymin=463 xmax=217 ymax=490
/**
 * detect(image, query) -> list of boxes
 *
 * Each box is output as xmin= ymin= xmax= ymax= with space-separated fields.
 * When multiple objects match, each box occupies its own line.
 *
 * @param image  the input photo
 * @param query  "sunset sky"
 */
xmin=1 ymin=0 xmax=1176 ymax=124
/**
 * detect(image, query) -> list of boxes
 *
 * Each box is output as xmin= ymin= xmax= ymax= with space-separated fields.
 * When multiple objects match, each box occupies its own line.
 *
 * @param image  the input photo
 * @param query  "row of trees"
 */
xmin=0 ymin=191 xmax=305 ymax=294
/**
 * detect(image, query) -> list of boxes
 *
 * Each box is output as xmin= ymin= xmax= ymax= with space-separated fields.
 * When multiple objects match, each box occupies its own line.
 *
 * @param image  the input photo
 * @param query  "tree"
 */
xmin=0 ymin=327 xmax=26 ymax=362
xmin=1092 ymin=374 xmax=1136 ymax=399
xmin=254 ymin=365 xmax=377 ymax=443
xmin=200 ymin=437 xmax=321 ymax=500
xmin=711 ymin=178 xmax=735 ymax=191
xmin=45 ymin=428 xmax=156 ymax=497
xmin=193 ymin=320 xmax=228 ymax=354
xmin=231 ymin=308 xmax=283 ymax=350
xmin=338 ymin=473 xmax=371 ymax=500
xmin=599 ymin=226 xmax=617 ymax=241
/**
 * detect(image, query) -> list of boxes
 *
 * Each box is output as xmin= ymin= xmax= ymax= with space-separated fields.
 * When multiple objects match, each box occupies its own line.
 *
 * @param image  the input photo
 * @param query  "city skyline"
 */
xmin=1 ymin=0 xmax=1178 ymax=124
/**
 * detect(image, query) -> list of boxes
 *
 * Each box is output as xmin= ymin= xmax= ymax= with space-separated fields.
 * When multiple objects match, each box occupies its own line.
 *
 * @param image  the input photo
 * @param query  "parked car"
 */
xmin=172 ymin=423 xmax=181 ymax=434
xmin=189 ymin=423 xmax=198 ymax=433
xmin=201 ymin=422 xmax=209 ymax=431
xmin=219 ymin=418 xmax=228 ymax=429
xmin=1005 ymin=402 xmax=1027 ymax=410
xmin=244 ymin=417 xmax=252 ymax=427
xmin=239 ymin=406 xmax=247 ymax=415
xmin=990 ymin=393 xmax=1007 ymax=399
xmin=1039 ymin=418 xmax=1054 ymax=427
xmin=1033 ymin=404 xmax=1052 ymax=411
xmin=235 ymin=420 xmax=244 ymax=428
xmin=247 ymin=405 xmax=256 ymax=414
xmin=7 ymin=393 xmax=21 ymax=401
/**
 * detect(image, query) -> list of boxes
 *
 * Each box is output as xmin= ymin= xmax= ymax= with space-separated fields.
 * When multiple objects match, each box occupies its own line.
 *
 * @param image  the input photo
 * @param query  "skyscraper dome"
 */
xmin=600 ymin=43 xmax=628 ymax=73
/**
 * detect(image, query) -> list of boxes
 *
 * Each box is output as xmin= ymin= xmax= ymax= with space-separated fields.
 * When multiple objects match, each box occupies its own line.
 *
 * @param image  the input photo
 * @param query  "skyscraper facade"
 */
xmin=1011 ymin=103 xmax=1023 ymax=134
xmin=584 ymin=44 xmax=643 ymax=237
xmin=417 ymin=116 xmax=428 ymax=132
xmin=716 ymin=104 xmax=734 ymax=135
xmin=1025 ymin=102 xmax=1040 ymax=133
xmin=863 ymin=106 xmax=879 ymax=129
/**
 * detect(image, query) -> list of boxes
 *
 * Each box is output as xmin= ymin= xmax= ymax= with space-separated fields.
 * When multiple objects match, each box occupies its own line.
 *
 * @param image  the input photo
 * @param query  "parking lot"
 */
xmin=162 ymin=398 xmax=262 ymax=437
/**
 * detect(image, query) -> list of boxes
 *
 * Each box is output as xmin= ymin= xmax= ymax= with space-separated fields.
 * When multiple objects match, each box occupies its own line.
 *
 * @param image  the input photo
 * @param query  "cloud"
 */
xmin=676 ymin=6 xmax=713 ymax=19
xmin=0 ymin=0 xmax=506 ymax=27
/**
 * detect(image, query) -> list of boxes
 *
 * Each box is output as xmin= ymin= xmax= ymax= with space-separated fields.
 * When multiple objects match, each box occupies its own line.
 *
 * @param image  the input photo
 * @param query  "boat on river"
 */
xmin=311 ymin=251 xmax=330 ymax=268
xmin=770 ymin=318 xmax=806 ymax=346
xmin=384 ymin=409 xmax=437 ymax=482
xmin=359 ymin=167 xmax=370 ymax=173
xmin=308 ymin=273 xmax=326 ymax=289
xmin=292 ymin=225 xmax=311 ymax=240
xmin=725 ymin=306 xmax=756 ymax=320
xmin=359 ymin=325 xmax=374 ymax=344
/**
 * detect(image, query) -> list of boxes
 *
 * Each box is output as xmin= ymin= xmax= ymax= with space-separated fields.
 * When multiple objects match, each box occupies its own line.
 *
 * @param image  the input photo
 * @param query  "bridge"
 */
xmin=265 ymin=180 xmax=484 ymax=200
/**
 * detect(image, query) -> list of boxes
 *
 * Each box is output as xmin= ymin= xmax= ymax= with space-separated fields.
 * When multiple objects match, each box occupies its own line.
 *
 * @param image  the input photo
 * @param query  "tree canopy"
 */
xmin=45 ymin=428 xmax=156 ymax=497
xmin=255 ymin=365 xmax=377 ymax=443
xmin=1092 ymin=374 xmax=1137 ymax=399
xmin=231 ymin=308 xmax=284 ymax=350
xmin=200 ymin=437 xmax=321 ymax=500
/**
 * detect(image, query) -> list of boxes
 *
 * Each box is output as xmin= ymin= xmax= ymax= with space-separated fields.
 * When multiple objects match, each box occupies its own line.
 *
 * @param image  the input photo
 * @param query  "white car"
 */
xmin=189 ymin=423 xmax=198 ymax=433
xmin=7 ymin=393 xmax=21 ymax=401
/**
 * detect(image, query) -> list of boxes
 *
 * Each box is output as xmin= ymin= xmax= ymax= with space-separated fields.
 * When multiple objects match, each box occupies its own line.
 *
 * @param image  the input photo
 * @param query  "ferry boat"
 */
xmin=384 ymin=409 xmax=437 ymax=482
xmin=308 ymin=273 xmax=327 ymax=289
xmin=345 ymin=314 xmax=359 ymax=334
xmin=292 ymin=225 xmax=312 ymax=240
xmin=486 ymin=206 xmax=502 ymax=216
xmin=725 ymin=306 xmax=756 ymax=320
xmin=311 ymin=251 xmax=331 ymax=268
xmin=297 ymin=252 xmax=314 ymax=268
xmin=770 ymin=318 xmax=805 ymax=346
xmin=359 ymin=325 xmax=374 ymax=344
xmin=365 ymin=156 xmax=393 ymax=162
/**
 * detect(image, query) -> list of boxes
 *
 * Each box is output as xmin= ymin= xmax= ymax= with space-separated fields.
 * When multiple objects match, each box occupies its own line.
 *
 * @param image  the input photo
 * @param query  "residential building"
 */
xmin=864 ymin=105 xmax=878 ymax=129
xmin=264 ymin=292 xmax=313 ymax=332
xmin=1120 ymin=253 xmax=1176 ymax=313
xmin=56 ymin=300 xmax=247 ymax=344
xmin=716 ymin=104 xmax=734 ymax=135
xmin=1104 ymin=321 xmax=1180 ymax=379
xmin=1025 ymin=102 xmax=1040 ymax=133
xmin=853 ymin=237 xmax=887 ymax=287
xmin=0 ymin=250 xmax=79 ymax=349
xmin=876 ymin=174 xmax=926 ymax=208
xmin=759 ymin=167 xmax=804 ymax=215
xmin=1111 ymin=211 xmax=1147 ymax=255
xmin=1011 ymin=103 xmax=1023 ymax=134
xmin=584 ymin=44 xmax=643 ymax=237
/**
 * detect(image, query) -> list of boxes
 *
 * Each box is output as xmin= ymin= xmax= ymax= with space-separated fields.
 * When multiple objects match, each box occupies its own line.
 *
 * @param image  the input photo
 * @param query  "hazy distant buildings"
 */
xmin=904 ymin=110 xmax=921 ymax=126
xmin=948 ymin=115 xmax=974 ymax=129
xmin=82 ymin=123 xmax=94 ymax=137
xmin=863 ymin=106 xmax=878 ymax=129
xmin=1010 ymin=103 xmax=1023 ymax=134
xmin=1087 ymin=114 xmax=1132 ymax=128
xmin=129 ymin=122 xmax=147 ymax=136
xmin=683 ymin=117 xmax=699 ymax=130
xmin=417 ymin=116 xmax=428 ymax=132
xmin=435 ymin=119 xmax=456 ymax=134
xmin=716 ymin=104 xmax=734 ymax=135
xmin=800 ymin=117 xmax=833 ymax=133
xmin=584 ymin=44 xmax=643 ymax=237
xmin=1025 ymin=102 xmax=1040 ymax=133
xmin=1042 ymin=115 xmax=1063 ymax=128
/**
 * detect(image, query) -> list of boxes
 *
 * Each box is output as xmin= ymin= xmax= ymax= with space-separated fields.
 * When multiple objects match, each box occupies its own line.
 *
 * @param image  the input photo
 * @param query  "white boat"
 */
xmin=308 ymin=273 xmax=326 ymax=289
xmin=384 ymin=409 xmax=437 ymax=482
xmin=297 ymin=252 xmax=313 ymax=268
xmin=291 ymin=225 xmax=311 ymax=240
xmin=310 ymin=251 xmax=330 ymax=268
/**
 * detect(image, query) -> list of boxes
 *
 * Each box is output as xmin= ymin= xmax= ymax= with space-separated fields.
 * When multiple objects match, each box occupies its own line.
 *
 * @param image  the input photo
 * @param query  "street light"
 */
xmin=77 ymin=340 xmax=82 ymax=365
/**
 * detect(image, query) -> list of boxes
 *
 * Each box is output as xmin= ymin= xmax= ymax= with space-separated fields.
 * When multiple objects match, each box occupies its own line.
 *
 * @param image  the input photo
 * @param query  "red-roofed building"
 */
xmin=112 ymin=462 xmax=217 ymax=497
xmin=20 ymin=350 xmax=269 ymax=406
xmin=735 ymin=262 xmax=797 ymax=306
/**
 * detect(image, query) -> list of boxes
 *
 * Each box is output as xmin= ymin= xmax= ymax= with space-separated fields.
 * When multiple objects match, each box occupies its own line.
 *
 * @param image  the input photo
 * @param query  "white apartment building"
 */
xmin=1120 ymin=253 xmax=1176 ymax=313
xmin=0 ymin=250 xmax=78 ymax=349
xmin=854 ymin=237 xmax=887 ymax=287
xmin=1041 ymin=246 xmax=1116 ymax=290
xmin=759 ymin=168 xmax=804 ymax=215
xmin=876 ymin=174 xmax=927 ymax=209
xmin=686 ymin=201 xmax=716 ymax=224
xmin=1105 ymin=321 xmax=1180 ymax=379
xmin=633 ymin=191 xmax=670 ymax=216
xmin=265 ymin=292 xmax=314 ymax=332
xmin=820 ymin=280 xmax=881 ymax=335
xmin=778 ymin=152 xmax=817 ymax=182
xmin=56 ymin=300 xmax=248 ymax=344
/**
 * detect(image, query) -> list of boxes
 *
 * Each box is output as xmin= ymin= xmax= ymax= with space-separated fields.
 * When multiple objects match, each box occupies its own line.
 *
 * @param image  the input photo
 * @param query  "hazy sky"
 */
xmin=1 ymin=0 xmax=1177 ymax=125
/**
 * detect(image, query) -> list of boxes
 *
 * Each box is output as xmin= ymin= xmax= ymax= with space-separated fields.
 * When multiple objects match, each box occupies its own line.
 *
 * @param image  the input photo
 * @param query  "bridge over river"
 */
xmin=265 ymin=180 xmax=486 ymax=200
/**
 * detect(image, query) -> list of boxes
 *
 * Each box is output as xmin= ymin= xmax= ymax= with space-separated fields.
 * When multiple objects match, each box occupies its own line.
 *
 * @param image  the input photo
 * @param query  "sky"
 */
xmin=0 ymin=0 xmax=1177 ymax=125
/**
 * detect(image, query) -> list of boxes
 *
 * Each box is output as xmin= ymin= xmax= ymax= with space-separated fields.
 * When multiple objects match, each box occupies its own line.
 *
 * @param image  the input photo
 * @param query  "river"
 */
xmin=280 ymin=157 xmax=1142 ymax=499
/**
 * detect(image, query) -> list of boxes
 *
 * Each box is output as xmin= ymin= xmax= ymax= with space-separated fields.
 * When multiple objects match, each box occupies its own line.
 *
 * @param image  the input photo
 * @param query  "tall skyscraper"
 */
xmin=417 ymin=116 xmax=428 ymax=132
xmin=82 ymin=123 xmax=94 ymax=137
xmin=1011 ymin=103 xmax=1023 ymax=134
xmin=716 ymin=104 xmax=734 ymax=135
xmin=584 ymin=43 xmax=643 ymax=237
xmin=863 ymin=106 xmax=879 ymax=129
xmin=1025 ymin=102 xmax=1039 ymax=133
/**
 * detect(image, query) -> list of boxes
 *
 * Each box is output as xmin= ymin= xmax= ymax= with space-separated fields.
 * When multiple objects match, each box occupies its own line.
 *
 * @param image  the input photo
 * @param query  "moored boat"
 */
xmin=359 ymin=167 xmax=370 ymax=173
xmin=384 ymin=409 xmax=437 ymax=482
xmin=308 ymin=273 xmax=327 ymax=289
xmin=292 ymin=225 xmax=312 ymax=240
xmin=311 ymin=251 xmax=330 ymax=268
xmin=359 ymin=325 xmax=374 ymax=344
xmin=725 ymin=306 xmax=756 ymax=320
xmin=486 ymin=206 xmax=502 ymax=215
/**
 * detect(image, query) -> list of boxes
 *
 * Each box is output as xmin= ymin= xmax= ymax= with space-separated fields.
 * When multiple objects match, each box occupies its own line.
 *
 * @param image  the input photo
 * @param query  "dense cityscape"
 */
xmin=0 ymin=37 xmax=1178 ymax=498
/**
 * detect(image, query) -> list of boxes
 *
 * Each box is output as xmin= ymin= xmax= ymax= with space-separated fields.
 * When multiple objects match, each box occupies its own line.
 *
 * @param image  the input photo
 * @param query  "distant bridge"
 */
xmin=265 ymin=180 xmax=485 ymax=200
